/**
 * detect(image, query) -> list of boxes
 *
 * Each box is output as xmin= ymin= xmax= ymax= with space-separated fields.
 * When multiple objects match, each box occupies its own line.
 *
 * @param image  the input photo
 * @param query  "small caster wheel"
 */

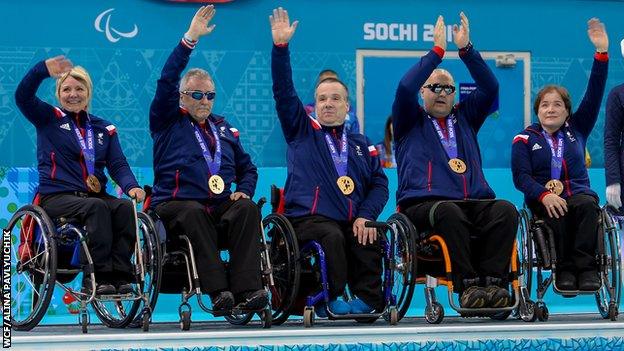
xmin=389 ymin=306 xmax=398 ymax=325
xmin=80 ymin=312 xmax=88 ymax=334
xmin=180 ymin=311 xmax=191 ymax=331
xmin=261 ymin=306 xmax=272 ymax=329
xmin=520 ymin=299 xmax=537 ymax=322
xmin=142 ymin=312 xmax=150 ymax=332
xmin=536 ymin=303 xmax=549 ymax=322
xmin=608 ymin=302 xmax=618 ymax=321
xmin=424 ymin=302 xmax=444 ymax=324
xmin=303 ymin=307 xmax=315 ymax=328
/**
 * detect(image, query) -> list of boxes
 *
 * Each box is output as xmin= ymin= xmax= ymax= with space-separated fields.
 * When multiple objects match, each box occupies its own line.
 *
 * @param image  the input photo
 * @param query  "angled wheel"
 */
xmin=8 ymin=205 xmax=58 ymax=331
xmin=263 ymin=213 xmax=300 ymax=326
xmin=518 ymin=209 xmax=534 ymax=297
xmin=386 ymin=213 xmax=417 ymax=321
xmin=129 ymin=212 xmax=162 ymax=328
xmin=596 ymin=207 xmax=622 ymax=320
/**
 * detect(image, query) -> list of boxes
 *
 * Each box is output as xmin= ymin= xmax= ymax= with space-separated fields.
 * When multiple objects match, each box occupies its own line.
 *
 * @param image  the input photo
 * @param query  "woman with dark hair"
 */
xmin=511 ymin=18 xmax=608 ymax=291
xmin=375 ymin=116 xmax=396 ymax=168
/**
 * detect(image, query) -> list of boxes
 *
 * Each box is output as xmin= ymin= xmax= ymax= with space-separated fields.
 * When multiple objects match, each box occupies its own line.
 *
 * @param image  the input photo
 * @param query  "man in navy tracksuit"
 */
xmin=149 ymin=6 xmax=267 ymax=313
xmin=514 ymin=18 xmax=609 ymax=291
xmin=270 ymin=8 xmax=389 ymax=316
xmin=15 ymin=58 xmax=144 ymax=295
xmin=605 ymin=84 xmax=624 ymax=211
xmin=393 ymin=13 xmax=517 ymax=309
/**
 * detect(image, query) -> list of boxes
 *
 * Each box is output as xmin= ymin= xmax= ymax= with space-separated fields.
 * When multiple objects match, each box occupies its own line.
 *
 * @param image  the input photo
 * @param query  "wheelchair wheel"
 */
xmin=386 ymin=213 xmax=417 ymax=320
xmin=596 ymin=208 xmax=622 ymax=320
xmin=93 ymin=212 xmax=161 ymax=328
xmin=263 ymin=213 xmax=300 ymax=326
xmin=518 ymin=209 xmax=534 ymax=296
xmin=8 ymin=205 xmax=58 ymax=331
xmin=129 ymin=212 xmax=162 ymax=328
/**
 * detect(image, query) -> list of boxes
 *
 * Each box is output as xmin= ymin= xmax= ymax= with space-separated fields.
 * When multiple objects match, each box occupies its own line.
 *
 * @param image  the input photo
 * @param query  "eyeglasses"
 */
xmin=181 ymin=90 xmax=216 ymax=101
xmin=423 ymin=84 xmax=456 ymax=94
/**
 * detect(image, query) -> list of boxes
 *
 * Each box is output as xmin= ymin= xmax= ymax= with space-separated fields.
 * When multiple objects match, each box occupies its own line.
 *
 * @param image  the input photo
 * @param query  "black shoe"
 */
xmin=578 ymin=270 xmax=601 ymax=291
xmin=82 ymin=278 xmax=116 ymax=295
xmin=556 ymin=270 xmax=577 ymax=291
xmin=211 ymin=291 xmax=235 ymax=313
xmin=236 ymin=289 xmax=269 ymax=311
xmin=116 ymin=282 xmax=135 ymax=295
xmin=460 ymin=286 xmax=487 ymax=308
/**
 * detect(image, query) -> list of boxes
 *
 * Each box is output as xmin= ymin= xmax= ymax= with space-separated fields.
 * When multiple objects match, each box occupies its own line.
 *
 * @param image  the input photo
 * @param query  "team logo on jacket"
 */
xmin=566 ymin=130 xmax=576 ymax=142
xmin=531 ymin=143 xmax=542 ymax=151
xmin=355 ymin=145 xmax=363 ymax=156
xmin=60 ymin=123 xmax=70 ymax=131
xmin=97 ymin=133 xmax=104 ymax=145
xmin=219 ymin=126 xmax=227 ymax=137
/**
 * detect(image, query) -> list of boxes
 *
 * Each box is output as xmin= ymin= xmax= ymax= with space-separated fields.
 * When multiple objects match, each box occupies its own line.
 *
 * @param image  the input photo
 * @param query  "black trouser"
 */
xmin=155 ymin=199 xmax=262 ymax=295
xmin=403 ymin=199 xmax=518 ymax=291
xmin=289 ymin=215 xmax=384 ymax=311
xmin=40 ymin=192 xmax=136 ymax=282
xmin=529 ymin=193 xmax=599 ymax=273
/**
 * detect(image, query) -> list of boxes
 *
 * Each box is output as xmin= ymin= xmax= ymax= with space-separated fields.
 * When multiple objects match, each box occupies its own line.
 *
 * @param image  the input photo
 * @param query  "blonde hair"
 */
xmin=55 ymin=66 xmax=93 ymax=111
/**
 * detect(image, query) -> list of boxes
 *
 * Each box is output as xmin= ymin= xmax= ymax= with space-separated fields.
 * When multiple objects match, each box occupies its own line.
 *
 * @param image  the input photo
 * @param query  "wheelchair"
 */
xmin=264 ymin=185 xmax=416 ymax=327
xmin=140 ymin=187 xmax=273 ymax=331
xmin=7 ymin=192 xmax=159 ymax=333
xmin=517 ymin=205 xmax=622 ymax=321
xmin=388 ymin=205 xmax=527 ymax=324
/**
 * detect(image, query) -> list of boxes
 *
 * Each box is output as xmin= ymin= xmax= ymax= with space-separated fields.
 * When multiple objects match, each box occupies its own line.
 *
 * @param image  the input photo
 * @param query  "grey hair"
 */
xmin=180 ymin=68 xmax=213 ymax=91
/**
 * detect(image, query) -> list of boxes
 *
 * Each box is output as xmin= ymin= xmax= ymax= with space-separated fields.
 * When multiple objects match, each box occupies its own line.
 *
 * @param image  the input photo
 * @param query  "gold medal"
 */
xmin=545 ymin=179 xmax=564 ymax=196
xmin=86 ymin=174 xmax=101 ymax=193
xmin=448 ymin=158 xmax=467 ymax=174
xmin=208 ymin=174 xmax=225 ymax=194
xmin=337 ymin=176 xmax=355 ymax=195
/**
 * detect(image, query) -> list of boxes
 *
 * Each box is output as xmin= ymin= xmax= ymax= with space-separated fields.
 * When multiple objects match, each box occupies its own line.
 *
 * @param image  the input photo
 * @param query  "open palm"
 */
xmin=270 ymin=7 xmax=298 ymax=45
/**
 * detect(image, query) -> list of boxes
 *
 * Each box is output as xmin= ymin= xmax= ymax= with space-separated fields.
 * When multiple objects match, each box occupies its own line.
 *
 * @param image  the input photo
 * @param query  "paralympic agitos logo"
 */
xmin=94 ymin=8 xmax=139 ymax=43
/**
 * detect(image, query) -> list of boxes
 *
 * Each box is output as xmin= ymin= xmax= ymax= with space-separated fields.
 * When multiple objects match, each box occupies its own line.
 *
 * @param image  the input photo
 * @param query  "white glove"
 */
xmin=606 ymin=183 xmax=622 ymax=209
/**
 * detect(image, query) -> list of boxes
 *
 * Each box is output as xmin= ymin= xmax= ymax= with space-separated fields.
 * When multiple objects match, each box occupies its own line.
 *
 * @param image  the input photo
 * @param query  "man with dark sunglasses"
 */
xmin=393 ymin=13 xmax=517 ymax=310
xmin=148 ymin=6 xmax=268 ymax=313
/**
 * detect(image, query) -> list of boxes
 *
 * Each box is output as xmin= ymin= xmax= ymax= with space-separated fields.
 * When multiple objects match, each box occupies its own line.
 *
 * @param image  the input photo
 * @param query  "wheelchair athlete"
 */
xmin=15 ymin=56 xmax=145 ymax=296
xmin=270 ymin=7 xmax=389 ymax=316
xmin=148 ymin=5 xmax=267 ymax=313
xmin=392 ymin=13 xmax=517 ymax=309
xmin=511 ymin=18 xmax=609 ymax=292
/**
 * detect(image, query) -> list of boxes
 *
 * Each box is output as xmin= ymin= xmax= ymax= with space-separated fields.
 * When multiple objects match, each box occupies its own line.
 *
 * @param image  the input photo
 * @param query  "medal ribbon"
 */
xmin=541 ymin=130 xmax=564 ymax=180
xmin=323 ymin=130 xmax=348 ymax=177
xmin=192 ymin=120 xmax=222 ymax=176
xmin=430 ymin=115 xmax=458 ymax=159
xmin=70 ymin=118 xmax=95 ymax=176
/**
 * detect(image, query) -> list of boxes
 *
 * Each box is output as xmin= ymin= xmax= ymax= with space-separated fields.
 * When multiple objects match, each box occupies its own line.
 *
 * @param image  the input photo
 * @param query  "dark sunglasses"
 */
xmin=423 ymin=84 xmax=456 ymax=94
xmin=181 ymin=90 xmax=216 ymax=101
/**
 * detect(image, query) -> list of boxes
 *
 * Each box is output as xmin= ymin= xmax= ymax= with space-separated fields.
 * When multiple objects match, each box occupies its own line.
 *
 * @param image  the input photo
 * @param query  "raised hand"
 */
xmin=45 ymin=56 xmax=73 ymax=78
xmin=452 ymin=12 xmax=470 ymax=49
xmin=269 ymin=7 xmax=299 ymax=45
xmin=185 ymin=5 xmax=216 ymax=42
xmin=587 ymin=18 xmax=608 ymax=52
xmin=433 ymin=15 xmax=447 ymax=51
